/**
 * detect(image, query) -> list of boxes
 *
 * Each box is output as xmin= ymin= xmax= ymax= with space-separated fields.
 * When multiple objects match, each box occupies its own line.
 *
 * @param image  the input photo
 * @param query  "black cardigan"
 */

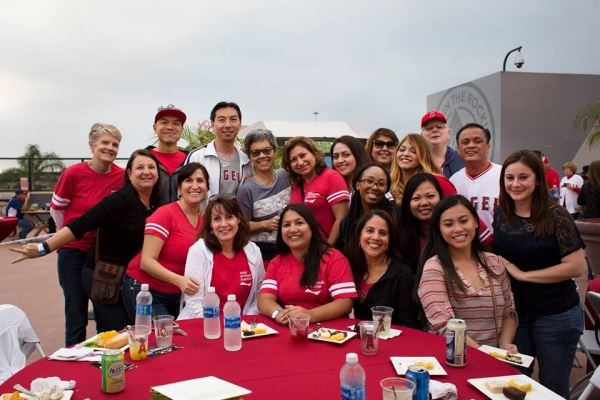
xmin=67 ymin=185 xmax=156 ymax=266
xmin=353 ymin=258 xmax=419 ymax=328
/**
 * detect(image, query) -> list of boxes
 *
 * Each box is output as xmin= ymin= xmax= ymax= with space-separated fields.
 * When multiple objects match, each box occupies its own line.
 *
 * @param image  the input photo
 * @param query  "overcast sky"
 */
xmin=1 ymin=1 xmax=598 ymax=159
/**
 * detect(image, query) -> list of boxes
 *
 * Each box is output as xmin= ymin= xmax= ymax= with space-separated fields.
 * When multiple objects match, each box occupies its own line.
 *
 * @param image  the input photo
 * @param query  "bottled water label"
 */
xmin=224 ymin=316 xmax=241 ymax=329
xmin=341 ymin=385 xmax=365 ymax=400
xmin=203 ymin=306 xmax=219 ymax=318
xmin=136 ymin=304 xmax=152 ymax=316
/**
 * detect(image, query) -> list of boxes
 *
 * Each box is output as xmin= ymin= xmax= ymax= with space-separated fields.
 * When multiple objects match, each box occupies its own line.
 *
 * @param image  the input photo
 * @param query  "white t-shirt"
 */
xmin=450 ymin=162 xmax=502 ymax=233
xmin=559 ymin=174 xmax=584 ymax=214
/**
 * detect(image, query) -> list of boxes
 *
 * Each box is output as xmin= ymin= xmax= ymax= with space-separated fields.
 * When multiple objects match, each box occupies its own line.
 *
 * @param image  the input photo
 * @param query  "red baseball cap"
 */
xmin=421 ymin=110 xmax=447 ymax=127
xmin=155 ymin=104 xmax=187 ymax=124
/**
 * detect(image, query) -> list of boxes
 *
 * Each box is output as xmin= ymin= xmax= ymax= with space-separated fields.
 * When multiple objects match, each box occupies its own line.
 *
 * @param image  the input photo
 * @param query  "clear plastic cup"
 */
xmin=371 ymin=306 xmax=394 ymax=337
xmin=381 ymin=377 xmax=415 ymax=400
xmin=127 ymin=325 xmax=149 ymax=360
xmin=359 ymin=321 xmax=378 ymax=355
xmin=153 ymin=315 xmax=174 ymax=349
xmin=288 ymin=313 xmax=310 ymax=343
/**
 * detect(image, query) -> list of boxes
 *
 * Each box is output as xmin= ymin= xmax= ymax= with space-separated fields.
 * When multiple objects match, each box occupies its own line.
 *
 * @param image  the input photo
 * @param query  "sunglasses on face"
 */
xmin=157 ymin=104 xmax=177 ymax=112
xmin=250 ymin=147 xmax=274 ymax=158
xmin=373 ymin=140 xmax=397 ymax=149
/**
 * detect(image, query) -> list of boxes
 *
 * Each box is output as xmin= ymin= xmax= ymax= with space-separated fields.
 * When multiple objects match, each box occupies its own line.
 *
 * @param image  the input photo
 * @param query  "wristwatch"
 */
xmin=271 ymin=307 xmax=283 ymax=319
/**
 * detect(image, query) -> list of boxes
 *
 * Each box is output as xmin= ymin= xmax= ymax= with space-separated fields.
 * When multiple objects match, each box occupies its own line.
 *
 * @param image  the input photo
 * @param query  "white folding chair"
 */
xmin=577 ymin=366 xmax=600 ymax=400
xmin=0 ymin=304 xmax=45 ymax=384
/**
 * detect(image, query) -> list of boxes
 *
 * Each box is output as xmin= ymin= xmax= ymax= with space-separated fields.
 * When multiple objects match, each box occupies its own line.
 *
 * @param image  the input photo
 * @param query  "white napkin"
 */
xmin=49 ymin=347 xmax=94 ymax=361
xmin=348 ymin=325 xmax=402 ymax=340
xmin=30 ymin=377 xmax=76 ymax=392
xmin=429 ymin=379 xmax=457 ymax=400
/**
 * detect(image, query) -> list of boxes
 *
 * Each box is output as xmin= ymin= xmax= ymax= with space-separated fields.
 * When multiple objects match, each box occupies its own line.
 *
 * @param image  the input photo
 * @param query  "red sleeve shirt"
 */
xmin=259 ymin=249 xmax=357 ymax=309
xmin=434 ymin=174 xmax=457 ymax=197
xmin=211 ymin=251 xmax=252 ymax=310
xmin=126 ymin=202 xmax=204 ymax=294
xmin=289 ymin=168 xmax=350 ymax=237
xmin=51 ymin=162 xmax=124 ymax=251
xmin=545 ymin=167 xmax=560 ymax=188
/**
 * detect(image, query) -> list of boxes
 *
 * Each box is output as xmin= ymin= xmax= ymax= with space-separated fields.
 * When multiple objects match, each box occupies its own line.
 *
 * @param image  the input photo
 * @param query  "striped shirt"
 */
xmin=418 ymin=252 xmax=516 ymax=346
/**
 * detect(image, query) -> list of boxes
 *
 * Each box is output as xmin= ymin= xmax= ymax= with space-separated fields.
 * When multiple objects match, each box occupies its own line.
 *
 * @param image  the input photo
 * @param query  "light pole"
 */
xmin=502 ymin=46 xmax=524 ymax=71
xmin=313 ymin=111 xmax=319 ymax=121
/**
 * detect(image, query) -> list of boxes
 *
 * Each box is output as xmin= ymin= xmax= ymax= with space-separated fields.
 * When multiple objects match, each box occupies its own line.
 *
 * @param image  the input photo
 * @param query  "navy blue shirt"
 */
xmin=442 ymin=146 xmax=464 ymax=179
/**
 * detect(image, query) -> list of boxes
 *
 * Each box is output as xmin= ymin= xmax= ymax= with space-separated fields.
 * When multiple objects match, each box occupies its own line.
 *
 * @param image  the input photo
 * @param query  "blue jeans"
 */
xmin=57 ymin=248 xmax=89 ymax=346
xmin=17 ymin=218 xmax=34 ymax=239
xmin=122 ymin=275 xmax=181 ymax=321
xmin=515 ymin=303 xmax=583 ymax=399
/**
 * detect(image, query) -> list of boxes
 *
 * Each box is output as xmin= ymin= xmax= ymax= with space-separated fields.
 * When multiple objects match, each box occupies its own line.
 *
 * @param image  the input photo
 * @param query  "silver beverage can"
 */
xmin=445 ymin=318 xmax=466 ymax=367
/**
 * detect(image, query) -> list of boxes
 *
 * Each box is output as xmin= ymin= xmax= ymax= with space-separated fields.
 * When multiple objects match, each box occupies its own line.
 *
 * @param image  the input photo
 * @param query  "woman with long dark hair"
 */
xmin=258 ymin=204 xmax=357 ymax=324
xmin=398 ymin=173 xmax=443 ymax=271
xmin=12 ymin=149 xmax=162 ymax=333
xmin=493 ymin=150 xmax=585 ymax=398
xmin=578 ymin=159 xmax=600 ymax=218
xmin=346 ymin=210 xmax=418 ymax=327
xmin=330 ymin=135 xmax=370 ymax=190
xmin=418 ymin=195 xmax=517 ymax=349
xmin=179 ymin=197 xmax=264 ymax=318
xmin=124 ymin=163 xmax=209 ymax=319
xmin=283 ymin=137 xmax=349 ymax=245
xmin=337 ymin=162 xmax=399 ymax=252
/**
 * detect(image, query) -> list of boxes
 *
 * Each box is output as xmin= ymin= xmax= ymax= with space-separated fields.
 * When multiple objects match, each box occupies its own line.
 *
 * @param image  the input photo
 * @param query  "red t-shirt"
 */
xmin=51 ymin=162 xmax=124 ymax=251
xmin=127 ymin=202 xmax=204 ymax=294
xmin=357 ymin=281 xmax=373 ymax=303
xmin=545 ymin=167 xmax=560 ymax=189
xmin=434 ymin=174 xmax=457 ymax=198
xmin=211 ymin=251 xmax=252 ymax=310
xmin=259 ymin=249 xmax=357 ymax=309
xmin=289 ymin=168 xmax=349 ymax=237
xmin=151 ymin=149 xmax=186 ymax=175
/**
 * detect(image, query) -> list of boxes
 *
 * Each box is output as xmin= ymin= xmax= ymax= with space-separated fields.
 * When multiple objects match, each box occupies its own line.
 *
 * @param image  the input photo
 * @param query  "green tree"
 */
xmin=181 ymin=120 xmax=215 ymax=150
xmin=0 ymin=144 xmax=65 ymax=190
xmin=576 ymin=98 xmax=600 ymax=148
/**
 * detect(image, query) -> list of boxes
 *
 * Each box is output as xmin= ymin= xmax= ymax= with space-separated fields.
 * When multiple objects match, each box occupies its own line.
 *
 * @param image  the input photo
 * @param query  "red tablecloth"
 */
xmin=0 ymin=316 xmax=519 ymax=399
xmin=0 ymin=217 xmax=17 ymax=242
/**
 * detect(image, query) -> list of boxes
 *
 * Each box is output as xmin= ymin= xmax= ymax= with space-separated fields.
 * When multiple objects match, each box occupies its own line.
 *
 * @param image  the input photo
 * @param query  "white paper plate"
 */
xmin=78 ymin=333 xmax=129 ymax=352
xmin=1 ymin=390 xmax=74 ymax=400
xmin=478 ymin=345 xmax=534 ymax=368
xmin=241 ymin=321 xmax=278 ymax=339
xmin=390 ymin=356 xmax=447 ymax=376
xmin=309 ymin=328 xmax=357 ymax=344
xmin=152 ymin=376 xmax=251 ymax=400
xmin=468 ymin=374 xmax=563 ymax=400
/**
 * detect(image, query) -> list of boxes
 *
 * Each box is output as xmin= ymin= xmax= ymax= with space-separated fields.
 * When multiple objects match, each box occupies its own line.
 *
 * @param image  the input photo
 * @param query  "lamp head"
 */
xmin=514 ymin=51 xmax=525 ymax=68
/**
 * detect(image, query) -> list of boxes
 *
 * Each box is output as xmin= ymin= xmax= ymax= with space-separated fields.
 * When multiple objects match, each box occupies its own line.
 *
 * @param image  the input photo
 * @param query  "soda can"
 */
xmin=445 ymin=318 xmax=467 ymax=367
xmin=406 ymin=365 xmax=429 ymax=400
xmin=101 ymin=349 xmax=125 ymax=393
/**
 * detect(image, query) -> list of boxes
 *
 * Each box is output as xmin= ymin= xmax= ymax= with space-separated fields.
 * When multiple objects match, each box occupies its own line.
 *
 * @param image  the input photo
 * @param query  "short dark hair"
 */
xmin=210 ymin=101 xmax=242 ymax=122
xmin=202 ymin=197 xmax=250 ymax=253
xmin=276 ymin=204 xmax=329 ymax=288
xmin=456 ymin=123 xmax=491 ymax=144
xmin=177 ymin=162 xmax=210 ymax=191
xmin=124 ymin=149 xmax=162 ymax=208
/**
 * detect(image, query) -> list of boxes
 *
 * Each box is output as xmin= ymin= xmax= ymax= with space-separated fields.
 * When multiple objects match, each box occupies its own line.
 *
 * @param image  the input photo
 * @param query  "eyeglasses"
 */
xmin=373 ymin=140 xmax=397 ymax=149
xmin=358 ymin=177 xmax=387 ymax=190
xmin=249 ymin=147 xmax=274 ymax=158
xmin=157 ymin=104 xmax=177 ymax=112
xmin=422 ymin=124 xmax=447 ymax=132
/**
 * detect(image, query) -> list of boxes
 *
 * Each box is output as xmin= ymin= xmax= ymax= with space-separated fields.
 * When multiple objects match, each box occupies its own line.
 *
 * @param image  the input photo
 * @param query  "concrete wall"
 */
xmin=427 ymin=72 xmax=600 ymax=169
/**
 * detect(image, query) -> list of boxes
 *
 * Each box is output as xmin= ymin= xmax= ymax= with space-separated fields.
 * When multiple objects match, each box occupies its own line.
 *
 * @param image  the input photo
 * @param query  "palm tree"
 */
xmin=181 ymin=120 xmax=215 ymax=150
xmin=576 ymin=98 xmax=600 ymax=148
xmin=0 ymin=144 xmax=65 ymax=190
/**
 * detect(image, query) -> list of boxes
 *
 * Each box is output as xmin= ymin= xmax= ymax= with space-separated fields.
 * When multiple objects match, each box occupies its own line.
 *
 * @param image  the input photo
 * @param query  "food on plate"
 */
xmin=489 ymin=350 xmax=523 ymax=365
xmin=502 ymin=386 xmax=527 ymax=400
xmin=241 ymin=321 xmax=269 ymax=336
xmin=507 ymin=378 xmax=532 ymax=392
xmin=103 ymin=332 xmax=129 ymax=349
xmin=315 ymin=328 xmax=347 ymax=341
xmin=413 ymin=361 xmax=435 ymax=370
xmin=1 ymin=392 xmax=26 ymax=400
xmin=484 ymin=380 xmax=505 ymax=394
xmin=84 ymin=330 xmax=121 ymax=347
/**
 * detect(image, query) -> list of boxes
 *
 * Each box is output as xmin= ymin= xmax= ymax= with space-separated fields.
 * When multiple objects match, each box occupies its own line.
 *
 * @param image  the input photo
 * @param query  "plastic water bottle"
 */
xmin=135 ymin=283 xmax=153 ymax=334
xmin=203 ymin=286 xmax=221 ymax=339
xmin=223 ymin=294 xmax=241 ymax=351
xmin=340 ymin=352 xmax=366 ymax=400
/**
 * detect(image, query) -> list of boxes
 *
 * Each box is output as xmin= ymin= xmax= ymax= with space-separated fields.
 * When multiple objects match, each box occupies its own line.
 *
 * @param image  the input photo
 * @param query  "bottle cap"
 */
xmin=207 ymin=286 xmax=215 ymax=293
xmin=227 ymin=294 xmax=236 ymax=301
xmin=346 ymin=353 xmax=358 ymax=363
xmin=141 ymin=283 xmax=149 ymax=291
